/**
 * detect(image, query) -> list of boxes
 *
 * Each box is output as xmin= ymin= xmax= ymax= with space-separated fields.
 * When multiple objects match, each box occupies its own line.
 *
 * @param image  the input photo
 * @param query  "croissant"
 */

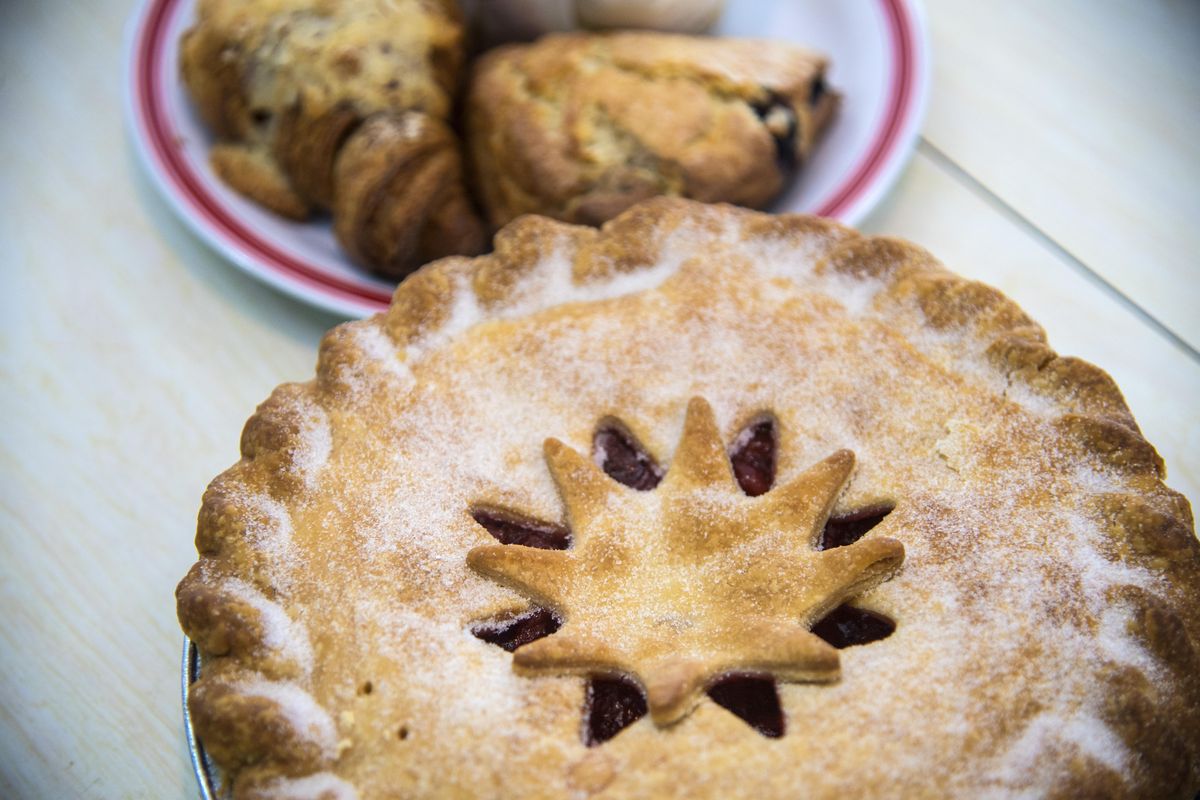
xmin=180 ymin=0 xmax=485 ymax=278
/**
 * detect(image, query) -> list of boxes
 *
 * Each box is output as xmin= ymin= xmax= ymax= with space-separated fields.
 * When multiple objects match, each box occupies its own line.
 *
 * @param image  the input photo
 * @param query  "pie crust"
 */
xmin=177 ymin=199 xmax=1200 ymax=798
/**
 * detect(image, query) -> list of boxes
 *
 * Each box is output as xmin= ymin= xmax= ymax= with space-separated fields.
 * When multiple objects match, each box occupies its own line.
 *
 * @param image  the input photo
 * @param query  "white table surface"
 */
xmin=1 ymin=0 xmax=1197 ymax=796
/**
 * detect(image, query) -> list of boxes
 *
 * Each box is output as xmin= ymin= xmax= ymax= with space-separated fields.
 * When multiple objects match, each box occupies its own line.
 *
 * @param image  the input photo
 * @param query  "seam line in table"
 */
xmin=915 ymin=137 xmax=1200 ymax=365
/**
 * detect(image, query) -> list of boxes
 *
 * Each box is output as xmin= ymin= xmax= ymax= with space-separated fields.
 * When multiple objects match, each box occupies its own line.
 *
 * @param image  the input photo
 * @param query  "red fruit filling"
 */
xmin=594 ymin=426 xmax=663 ymax=491
xmin=470 ymin=417 xmax=899 ymax=744
xmin=707 ymin=674 xmax=785 ymax=738
xmin=729 ymin=420 xmax=776 ymax=496
xmin=472 ymin=509 xmax=571 ymax=550
xmin=818 ymin=505 xmax=894 ymax=550
xmin=811 ymin=604 xmax=895 ymax=648
xmin=471 ymin=608 xmax=562 ymax=652
xmin=585 ymin=676 xmax=648 ymax=745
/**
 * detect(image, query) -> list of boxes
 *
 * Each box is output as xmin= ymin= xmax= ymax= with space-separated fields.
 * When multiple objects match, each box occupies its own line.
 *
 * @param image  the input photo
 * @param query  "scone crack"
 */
xmin=467 ymin=397 xmax=905 ymax=738
xmin=476 ymin=35 xmax=830 ymax=224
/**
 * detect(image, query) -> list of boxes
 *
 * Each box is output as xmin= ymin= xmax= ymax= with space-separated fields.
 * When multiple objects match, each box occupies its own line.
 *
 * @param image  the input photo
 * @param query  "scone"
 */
xmin=461 ymin=0 xmax=728 ymax=45
xmin=177 ymin=199 xmax=1199 ymax=798
xmin=180 ymin=0 xmax=485 ymax=278
xmin=466 ymin=32 xmax=838 ymax=229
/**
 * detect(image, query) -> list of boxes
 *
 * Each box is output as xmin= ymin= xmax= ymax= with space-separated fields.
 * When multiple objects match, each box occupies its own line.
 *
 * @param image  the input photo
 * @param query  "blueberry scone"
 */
xmin=178 ymin=199 xmax=1199 ymax=798
xmin=180 ymin=0 xmax=485 ymax=277
xmin=466 ymin=33 xmax=839 ymax=229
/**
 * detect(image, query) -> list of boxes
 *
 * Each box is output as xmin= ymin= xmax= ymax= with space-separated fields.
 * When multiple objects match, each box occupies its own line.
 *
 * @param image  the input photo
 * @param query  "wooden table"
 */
xmin=1 ymin=1 xmax=1197 ymax=796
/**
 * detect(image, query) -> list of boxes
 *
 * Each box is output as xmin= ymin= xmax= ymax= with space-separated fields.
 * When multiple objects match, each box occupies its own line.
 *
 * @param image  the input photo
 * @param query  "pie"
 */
xmin=179 ymin=0 xmax=485 ymax=277
xmin=176 ymin=199 xmax=1200 ymax=798
xmin=467 ymin=32 xmax=838 ymax=229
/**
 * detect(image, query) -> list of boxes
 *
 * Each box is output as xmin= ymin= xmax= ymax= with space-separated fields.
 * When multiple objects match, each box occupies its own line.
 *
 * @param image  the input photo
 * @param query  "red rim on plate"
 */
xmin=128 ymin=0 xmax=925 ymax=317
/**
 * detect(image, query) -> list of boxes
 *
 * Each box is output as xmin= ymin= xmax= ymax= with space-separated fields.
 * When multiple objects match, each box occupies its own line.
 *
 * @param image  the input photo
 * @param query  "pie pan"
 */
xmin=183 ymin=638 xmax=221 ymax=800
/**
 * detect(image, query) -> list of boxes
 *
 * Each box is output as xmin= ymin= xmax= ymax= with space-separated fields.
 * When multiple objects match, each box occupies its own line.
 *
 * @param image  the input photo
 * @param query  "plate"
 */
xmin=126 ymin=0 xmax=929 ymax=317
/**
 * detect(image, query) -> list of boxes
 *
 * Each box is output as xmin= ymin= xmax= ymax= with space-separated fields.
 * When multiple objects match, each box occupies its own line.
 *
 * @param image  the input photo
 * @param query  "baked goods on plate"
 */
xmin=463 ymin=0 xmax=729 ymax=45
xmin=129 ymin=1 xmax=927 ymax=317
xmin=179 ymin=0 xmax=485 ymax=277
xmin=178 ymin=199 xmax=1199 ymax=798
xmin=468 ymin=32 xmax=838 ymax=228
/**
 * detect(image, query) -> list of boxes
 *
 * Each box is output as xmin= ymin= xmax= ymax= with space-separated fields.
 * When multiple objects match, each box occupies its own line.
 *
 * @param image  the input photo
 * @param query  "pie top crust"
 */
xmin=177 ymin=199 xmax=1200 ymax=799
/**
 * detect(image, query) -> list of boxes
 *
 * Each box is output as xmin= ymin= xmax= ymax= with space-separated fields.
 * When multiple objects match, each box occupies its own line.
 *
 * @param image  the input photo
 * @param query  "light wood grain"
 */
xmin=1 ymin=4 xmax=339 ymax=797
xmin=922 ymin=0 xmax=1200 ymax=350
xmin=0 ymin=1 xmax=1197 ymax=798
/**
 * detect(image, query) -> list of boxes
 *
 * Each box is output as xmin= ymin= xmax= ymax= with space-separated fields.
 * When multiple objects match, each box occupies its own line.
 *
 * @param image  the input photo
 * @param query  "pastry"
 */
xmin=177 ymin=199 xmax=1200 ymax=798
xmin=466 ymin=32 xmax=838 ymax=229
xmin=180 ymin=0 xmax=485 ymax=277
xmin=461 ymin=0 xmax=727 ymax=46
xmin=576 ymin=0 xmax=727 ymax=33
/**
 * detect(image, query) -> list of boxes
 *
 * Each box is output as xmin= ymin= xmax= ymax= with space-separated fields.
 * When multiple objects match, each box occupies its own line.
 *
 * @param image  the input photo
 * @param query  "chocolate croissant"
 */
xmin=180 ymin=0 xmax=485 ymax=278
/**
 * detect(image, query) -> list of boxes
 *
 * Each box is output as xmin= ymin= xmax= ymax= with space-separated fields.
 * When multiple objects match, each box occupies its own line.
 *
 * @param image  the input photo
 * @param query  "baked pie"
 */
xmin=467 ymin=32 xmax=838 ymax=229
xmin=180 ymin=0 xmax=485 ymax=277
xmin=177 ymin=199 xmax=1200 ymax=798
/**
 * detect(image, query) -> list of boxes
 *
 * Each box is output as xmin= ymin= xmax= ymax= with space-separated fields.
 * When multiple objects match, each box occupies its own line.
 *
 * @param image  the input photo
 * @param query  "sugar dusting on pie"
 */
xmin=468 ymin=402 xmax=904 ymax=727
xmin=178 ymin=199 xmax=1199 ymax=798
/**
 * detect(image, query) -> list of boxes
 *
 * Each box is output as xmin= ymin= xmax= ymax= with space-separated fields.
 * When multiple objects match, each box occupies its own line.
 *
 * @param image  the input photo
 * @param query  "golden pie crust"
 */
xmin=467 ymin=32 xmax=838 ymax=229
xmin=180 ymin=0 xmax=484 ymax=277
xmin=177 ymin=199 xmax=1200 ymax=798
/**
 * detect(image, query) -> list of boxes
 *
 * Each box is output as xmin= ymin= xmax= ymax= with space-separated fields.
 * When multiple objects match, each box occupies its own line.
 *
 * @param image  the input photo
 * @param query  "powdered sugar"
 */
xmin=1097 ymin=601 xmax=1161 ymax=678
xmin=289 ymin=402 xmax=331 ymax=490
xmin=236 ymin=678 xmax=338 ymax=760
xmin=743 ymin=236 xmax=885 ymax=317
xmin=223 ymin=577 xmax=314 ymax=675
xmin=229 ymin=491 xmax=297 ymax=591
xmin=404 ymin=220 xmax=739 ymax=372
xmin=1002 ymin=376 xmax=1065 ymax=418
xmin=372 ymin=607 xmax=527 ymax=732
xmin=744 ymin=235 xmax=825 ymax=283
xmin=1068 ymin=510 xmax=1162 ymax=603
xmin=253 ymin=773 xmax=359 ymax=800
xmin=403 ymin=272 xmax=486 ymax=362
xmin=1069 ymin=462 xmax=1132 ymax=497
xmin=217 ymin=210 xmax=1188 ymax=796
xmin=988 ymin=710 xmax=1132 ymax=795
xmin=817 ymin=271 xmax=886 ymax=317
xmin=350 ymin=324 xmax=414 ymax=385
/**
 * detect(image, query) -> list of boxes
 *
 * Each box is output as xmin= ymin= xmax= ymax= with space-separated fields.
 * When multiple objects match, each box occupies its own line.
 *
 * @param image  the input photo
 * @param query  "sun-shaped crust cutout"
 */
xmin=467 ymin=397 xmax=905 ymax=727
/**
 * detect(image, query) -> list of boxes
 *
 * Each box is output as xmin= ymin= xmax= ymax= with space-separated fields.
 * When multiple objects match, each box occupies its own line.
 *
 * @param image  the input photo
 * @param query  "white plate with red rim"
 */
xmin=125 ymin=0 xmax=930 ymax=319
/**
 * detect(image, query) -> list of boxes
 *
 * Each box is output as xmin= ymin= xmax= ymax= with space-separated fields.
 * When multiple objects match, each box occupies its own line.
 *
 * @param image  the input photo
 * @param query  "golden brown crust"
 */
xmin=189 ymin=672 xmax=337 ymax=773
xmin=466 ymin=32 xmax=839 ymax=229
xmin=468 ymin=408 xmax=903 ymax=726
xmin=210 ymin=144 xmax=311 ymax=220
xmin=179 ymin=0 xmax=483 ymax=277
xmin=332 ymin=113 xmax=485 ymax=278
xmin=275 ymin=101 xmax=362 ymax=210
xmin=179 ymin=199 xmax=1199 ymax=798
